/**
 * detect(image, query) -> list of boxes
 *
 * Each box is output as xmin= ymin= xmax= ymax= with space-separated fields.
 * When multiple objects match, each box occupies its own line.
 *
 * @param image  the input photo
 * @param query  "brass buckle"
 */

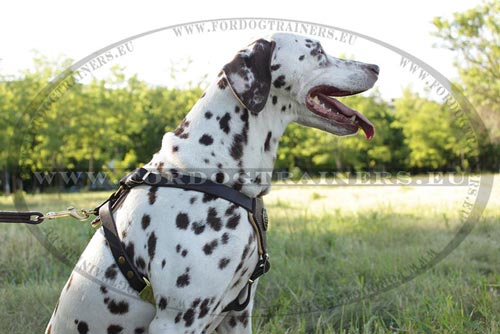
xmin=139 ymin=277 xmax=155 ymax=305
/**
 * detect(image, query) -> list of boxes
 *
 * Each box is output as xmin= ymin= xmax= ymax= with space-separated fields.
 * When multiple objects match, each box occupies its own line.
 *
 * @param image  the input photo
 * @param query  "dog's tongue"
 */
xmin=329 ymin=98 xmax=375 ymax=140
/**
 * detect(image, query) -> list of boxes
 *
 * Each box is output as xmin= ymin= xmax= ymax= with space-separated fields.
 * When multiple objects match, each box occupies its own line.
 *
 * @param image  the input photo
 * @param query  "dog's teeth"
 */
xmin=312 ymin=96 xmax=320 ymax=104
xmin=350 ymin=115 xmax=356 ymax=121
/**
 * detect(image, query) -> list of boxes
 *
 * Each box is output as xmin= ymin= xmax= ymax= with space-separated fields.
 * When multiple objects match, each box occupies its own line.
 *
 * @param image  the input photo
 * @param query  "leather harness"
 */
xmin=93 ymin=167 xmax=270 ymax=313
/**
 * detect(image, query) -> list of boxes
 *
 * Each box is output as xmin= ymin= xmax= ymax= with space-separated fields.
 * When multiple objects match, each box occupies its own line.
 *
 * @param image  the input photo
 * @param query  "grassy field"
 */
xmin=1 ymin=176 xmax=499 ymax=333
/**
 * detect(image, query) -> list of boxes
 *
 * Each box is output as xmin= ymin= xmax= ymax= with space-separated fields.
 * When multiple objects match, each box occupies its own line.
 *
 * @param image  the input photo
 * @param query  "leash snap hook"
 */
xmin=43 ymin=207 xmax=91 ymax=221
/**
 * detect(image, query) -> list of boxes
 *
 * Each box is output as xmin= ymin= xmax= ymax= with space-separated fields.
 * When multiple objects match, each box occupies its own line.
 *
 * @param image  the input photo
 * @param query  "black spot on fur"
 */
xmin=217 ymin=77 xmax=228 ymax=89
xmin=181 ymin=249 xmax=188 ymax=257
xmin=105 ymin=264 xmax=117 ymax=280
xmin=270 ymin=64 xmax=281 ymax=71
xmin=192 ymin=298 xmax=201 ymax=308
xmin=221 ymin=232 xmax=229 ymax=244
xmin=176 ymin=244 xmax=182 ymax=253
xmin=158 ymin=297 xmax=168 ymax=310
xmin=76 ymin=321 xmax=89 ymax=334
xmin=190 ymin=197 xmax=197 ymax=204
xmin=219 ymin=112 xmax=231 ymax=134
xmin=203 ymin=239 xmax=218 ymax=255
xmin=230 ymin=134 xmax=244 ymax=160
xmin=174 ymin=119 xmax=190 ymax=139
xmin=176 ymin=268 xmax=191 ymax=287
xmin=225 ymin=204 xmax=238 ymax=216
xmin=161 ymin=259 xmax=166 ymax=269
xmin=273 ymin=75 xmax=286 ymax=88
xmin=234 ymin=261 xmax=244 ymax=273
xmin=310 ymin=44 xmax=322 ymax=56
xmin=148 ymin=186 xmax=158 ymax=205
xmin=272 ymin=95 xmax=278 ymax=105
xmin=229 ymin=316 xmax=237 ymax=327
xmin=199 ymin=298 xmax=210 ymax=318
xmin=219 ymin=258 xmax=230 ymax=269
xmin=299 ymin=55 xmax=305 ymax=61
xmin=100 ymin=286 xmax=108 ymax=294
xmin=226 ymin=214 xmax=241 ymax=229
xmin=183 ymin=308 xmax=195 ymax=327
xmin=240 ymin=108 xmax=249 ymax=137
xmin=175 ymin=312 xmax=182 ymax=323
xmin=205 ymin=111 xmax=213 ymax=119
xmin=176 ymin=213 xmax=190 ymax=230
xmin=264 ymin=131 xmax=272 ymax=151
xmin=107 ymin=300 xmax=129 ymax=314
xmin=231 ymin=278 xmax=242 ymax=289
xmin=157 ymin=161 xmax=164 ymax=174
xmin=199 ymin=134 xmax=214 ymax=146
xmin=141 ymin=214 xmax=150 ymax=230
xmin=207 ymin=208 xmax=222 ymax=231
xmin=203 ymin=193 xmax=217 ymax=202
xmin=238 ymin=311 xmax=250 ymax=327
xmin=281 ymin=105 xmax=287 ymax=111
xmin=285 ymin=85 xmax=292 ymax=91
xmin=107 ymin=324 xmax=123 ymax=334
xmin=148 ymin=232 xmax=157 ymax=260
xmin=136 ymin=257 xmax=146 ymax=270
xmin=241 ymin=244 xmax=250 ymax=260
xmin=191 ymin=221 xmax=205 ymax=235
xmin=134 ymin=328 xmax=145 ymax=334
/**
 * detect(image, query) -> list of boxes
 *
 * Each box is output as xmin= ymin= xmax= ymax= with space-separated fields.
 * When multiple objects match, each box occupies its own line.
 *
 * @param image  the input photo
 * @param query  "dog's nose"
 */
xmin=368 ymin=64 xmax=380 ymax=75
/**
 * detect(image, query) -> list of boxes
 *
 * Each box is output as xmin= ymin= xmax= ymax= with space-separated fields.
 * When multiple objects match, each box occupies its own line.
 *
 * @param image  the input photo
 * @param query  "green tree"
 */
xmin=433 ymin=0 xmax=500 ymax=165
xmin=393 ymin=88 xmax=476 ymax=171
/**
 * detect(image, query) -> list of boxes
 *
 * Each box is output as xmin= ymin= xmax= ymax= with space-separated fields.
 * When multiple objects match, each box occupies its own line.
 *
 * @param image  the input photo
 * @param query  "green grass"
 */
xmin=1 ymin=178 xmax=500 ymax=333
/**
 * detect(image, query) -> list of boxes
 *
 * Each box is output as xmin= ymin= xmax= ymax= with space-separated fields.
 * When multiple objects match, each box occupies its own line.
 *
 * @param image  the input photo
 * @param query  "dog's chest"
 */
xmin=114 ymin=186 xmax=259 ymax=292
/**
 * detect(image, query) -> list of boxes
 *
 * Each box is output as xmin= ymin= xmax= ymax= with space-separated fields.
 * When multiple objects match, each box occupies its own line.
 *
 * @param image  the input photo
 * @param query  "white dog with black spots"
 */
xmin=46 ymin=32 xmax=378 ymax=334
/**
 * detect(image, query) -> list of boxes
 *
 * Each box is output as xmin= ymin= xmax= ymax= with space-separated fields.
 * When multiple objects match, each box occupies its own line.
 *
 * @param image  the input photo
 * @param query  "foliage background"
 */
xmin=0 ymin=1 xmax=498 ymax=192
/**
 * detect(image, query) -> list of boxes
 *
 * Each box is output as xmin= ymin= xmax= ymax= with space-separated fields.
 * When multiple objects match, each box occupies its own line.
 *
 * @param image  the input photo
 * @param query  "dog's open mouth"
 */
xmin=306 ymin=86 xmax=375 ymax=140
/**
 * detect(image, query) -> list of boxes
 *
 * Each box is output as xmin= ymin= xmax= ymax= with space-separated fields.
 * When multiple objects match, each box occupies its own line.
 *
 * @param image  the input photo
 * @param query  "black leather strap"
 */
xmin=99 ymin=193 xmax=148 ymax=293
xmin=0 ymin=211 xmax=44 ymax=224
xmin=122 ymin=168 xmax=254 ymax=212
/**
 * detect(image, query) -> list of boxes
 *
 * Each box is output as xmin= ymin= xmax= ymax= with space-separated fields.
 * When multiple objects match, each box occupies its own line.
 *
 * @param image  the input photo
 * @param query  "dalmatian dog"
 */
xmin=46 ymin=32 xmax=378 ymax=334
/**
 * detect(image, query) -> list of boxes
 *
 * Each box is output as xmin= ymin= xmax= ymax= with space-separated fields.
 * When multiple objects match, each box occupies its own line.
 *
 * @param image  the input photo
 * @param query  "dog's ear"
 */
xmin=222 ymin=39 xmax=276 ymax=114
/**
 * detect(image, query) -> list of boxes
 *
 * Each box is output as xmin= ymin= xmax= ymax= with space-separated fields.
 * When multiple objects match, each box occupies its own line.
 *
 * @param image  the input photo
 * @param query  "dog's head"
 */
xmin=221 ymin=33 xmax=378 ymax=140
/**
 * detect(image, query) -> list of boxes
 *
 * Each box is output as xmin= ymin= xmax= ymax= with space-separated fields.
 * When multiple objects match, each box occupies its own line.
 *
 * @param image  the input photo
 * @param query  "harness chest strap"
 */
xmin=97 ymin=168 xmax=270 ymax=311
